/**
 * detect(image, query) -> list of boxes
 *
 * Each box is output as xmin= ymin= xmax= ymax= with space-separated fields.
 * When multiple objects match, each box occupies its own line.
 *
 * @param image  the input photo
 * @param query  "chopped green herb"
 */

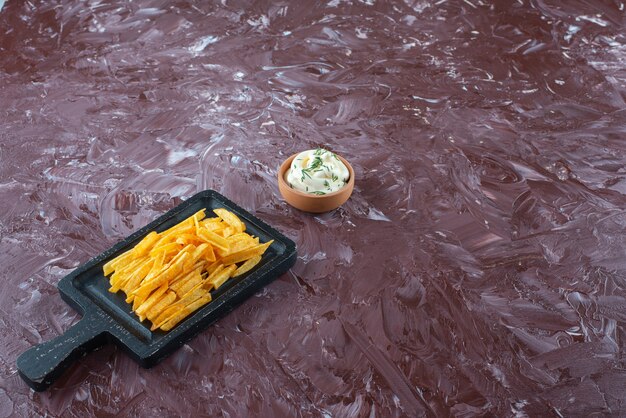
xmin=312 ymin=191 xmax=326 ymax=195
xmin=289 ymin=182 xmax=293 ymax=189
xmin=331 ymin=173 xmax=338 ymax=182
xmin=314 ymin=148 xmax=324 ymax=156
xmin=323 ymin=180 xmax=330 ymax=188
xmin=300 ymin=156 xmax=323 ymax=181
xmin=306 ymin=186 xmax=309 ymax=191
xmin=301 ymin=169 xmax=312 ymax=182
xmin=331 ymin=153 xmax=340 ymax=161
xmin=309 ymin=156 xmax=323 ymax=170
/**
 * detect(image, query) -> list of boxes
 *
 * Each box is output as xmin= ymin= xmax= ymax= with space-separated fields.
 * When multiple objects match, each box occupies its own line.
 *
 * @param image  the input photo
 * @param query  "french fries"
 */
xmin=103 ymin=208 xmax=272 ymax=331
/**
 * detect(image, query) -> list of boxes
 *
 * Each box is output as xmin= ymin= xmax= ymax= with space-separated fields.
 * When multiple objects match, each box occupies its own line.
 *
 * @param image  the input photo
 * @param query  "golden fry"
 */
xmin=149 ymin=242 xmax=181 ymax=257
xmin=203 ymin=244 xmax=216 ymax=262
xmin=106 ymin=251 xmax=134 ymax=275
xmin=197 ymin=229 xmax=229 ymax=252
xmin=161 ymin=209 xmax=206 ymax=236
xmin=175 ymin=270 xmax=203 ymax=297
xmin=201 ymin=218 xmax=224 ymax=232
xmin=153 ymin=288 xmax=212 ymax=331
xmin=109 ymin=257 xmax=144 ymax=288
xmin=152 ymin=225 xmax=194 ymax=249
xmin=168 ymin=267 xmax=198 ymax=291
xmin=218 ymin=236 xmax=258 ymax=257
xmin=220 ymin=227 xmax=235 ymax=238
xmin=192 ymin=243 xmax=210 ymax=262
xmin=151 ymin=287 xmax=203 ymax=329
xmin=113 ymin=258 xmax=152 ymax=293
xmin=121 ymin=258 xmax=154 ymax=294
xmin=132 ymin=251 xmax=191 ymax=300
xmin=219 ymin=241 xmax=273 ymax=266
xmin=132 ymin=231 xmax=160 ymax=258
xmin=213 ymin=208 xmax=245 ymax=233
xmin=233 ymin=255 xmax=261 ymax=277
xmin=136 ymin=282 xmax=168 ymax=317
xmin=103 ymin=247 xmax=134 ymax=275
xmin=159 ymin=295 xmax=212 ymax=331
xmin=207 ymin=265 xmax=237 ymax=290
xmin=104 ymin=207 xmax=271 ymax=332
xmin=226 ymin=233 xmax=250 ymax=243
xmin=207 ymin=264 xmax=224 ymax=280
xmin=126 ymin=252 xmax=165 ymax=304
xmin=151 ymin=305 xmax=180 ymax=330
xmin=153 ymin=306 xmax=191 ymax=332
xmin=175 ymin=234 xmax=203 ymax=246
xmin=146 ymin=291 xmax=177 ymax=322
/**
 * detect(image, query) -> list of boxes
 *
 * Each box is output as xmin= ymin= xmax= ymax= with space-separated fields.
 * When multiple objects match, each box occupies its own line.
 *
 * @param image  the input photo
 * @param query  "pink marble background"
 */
xmin=1 ymin=0 xmax=626 ymax=416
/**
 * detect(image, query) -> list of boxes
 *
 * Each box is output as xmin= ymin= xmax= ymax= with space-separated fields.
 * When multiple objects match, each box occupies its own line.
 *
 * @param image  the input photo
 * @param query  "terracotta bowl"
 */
xmin=277 ymin=153 xmax=355 ymax=213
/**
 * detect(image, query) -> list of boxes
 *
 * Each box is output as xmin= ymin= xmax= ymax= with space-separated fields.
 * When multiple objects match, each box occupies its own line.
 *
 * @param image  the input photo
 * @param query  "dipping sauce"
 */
xmin=285 ymin=149 xmax=349 ymax=195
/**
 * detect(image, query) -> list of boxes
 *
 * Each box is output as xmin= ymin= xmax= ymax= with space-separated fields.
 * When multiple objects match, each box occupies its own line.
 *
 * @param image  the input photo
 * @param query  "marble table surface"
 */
xmin=1 ymin=0 xmax=625 ymax=416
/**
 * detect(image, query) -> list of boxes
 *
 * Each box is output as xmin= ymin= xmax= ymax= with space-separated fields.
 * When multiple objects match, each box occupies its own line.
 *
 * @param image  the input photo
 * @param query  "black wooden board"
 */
xmin=16 ymin=190 xmax=297 ymax=391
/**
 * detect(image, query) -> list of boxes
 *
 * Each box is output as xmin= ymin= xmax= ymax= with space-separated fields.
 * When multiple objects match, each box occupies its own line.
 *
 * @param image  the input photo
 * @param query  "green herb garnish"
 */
xmin=300 ymin=169 xmax=312 ymax=182
xmin=312 ymin=191 xmax=326 ymax=195
xmin=300 ymin=156 xmax=323 ymax=180
xmin=309 ymin=156 xmax=323 ymax=170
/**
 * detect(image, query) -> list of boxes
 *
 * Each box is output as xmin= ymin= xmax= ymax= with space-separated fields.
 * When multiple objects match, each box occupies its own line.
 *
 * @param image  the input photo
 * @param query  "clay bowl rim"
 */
xmin=277 ymin=152 xmax=355 ymax=199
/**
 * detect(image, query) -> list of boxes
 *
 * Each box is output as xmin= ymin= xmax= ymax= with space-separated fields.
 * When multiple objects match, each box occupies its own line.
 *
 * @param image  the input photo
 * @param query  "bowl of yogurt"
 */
xmin=278 ymin=148 xmax=355 ymax=213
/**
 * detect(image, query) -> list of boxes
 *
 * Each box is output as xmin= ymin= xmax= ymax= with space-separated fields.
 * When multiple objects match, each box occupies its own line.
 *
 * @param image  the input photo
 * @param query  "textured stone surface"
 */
xmin=1 ymin=0 xmax=626 ymax=416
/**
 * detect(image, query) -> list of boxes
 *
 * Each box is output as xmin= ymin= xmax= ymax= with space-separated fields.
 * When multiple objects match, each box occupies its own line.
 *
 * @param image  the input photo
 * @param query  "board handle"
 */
xmin=17 ymin=315 xmax=107 ymax=391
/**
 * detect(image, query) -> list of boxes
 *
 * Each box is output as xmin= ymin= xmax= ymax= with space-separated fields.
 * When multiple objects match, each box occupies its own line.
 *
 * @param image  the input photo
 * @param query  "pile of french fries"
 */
xmin=103 ymin=208 xmax=272 ymax=331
